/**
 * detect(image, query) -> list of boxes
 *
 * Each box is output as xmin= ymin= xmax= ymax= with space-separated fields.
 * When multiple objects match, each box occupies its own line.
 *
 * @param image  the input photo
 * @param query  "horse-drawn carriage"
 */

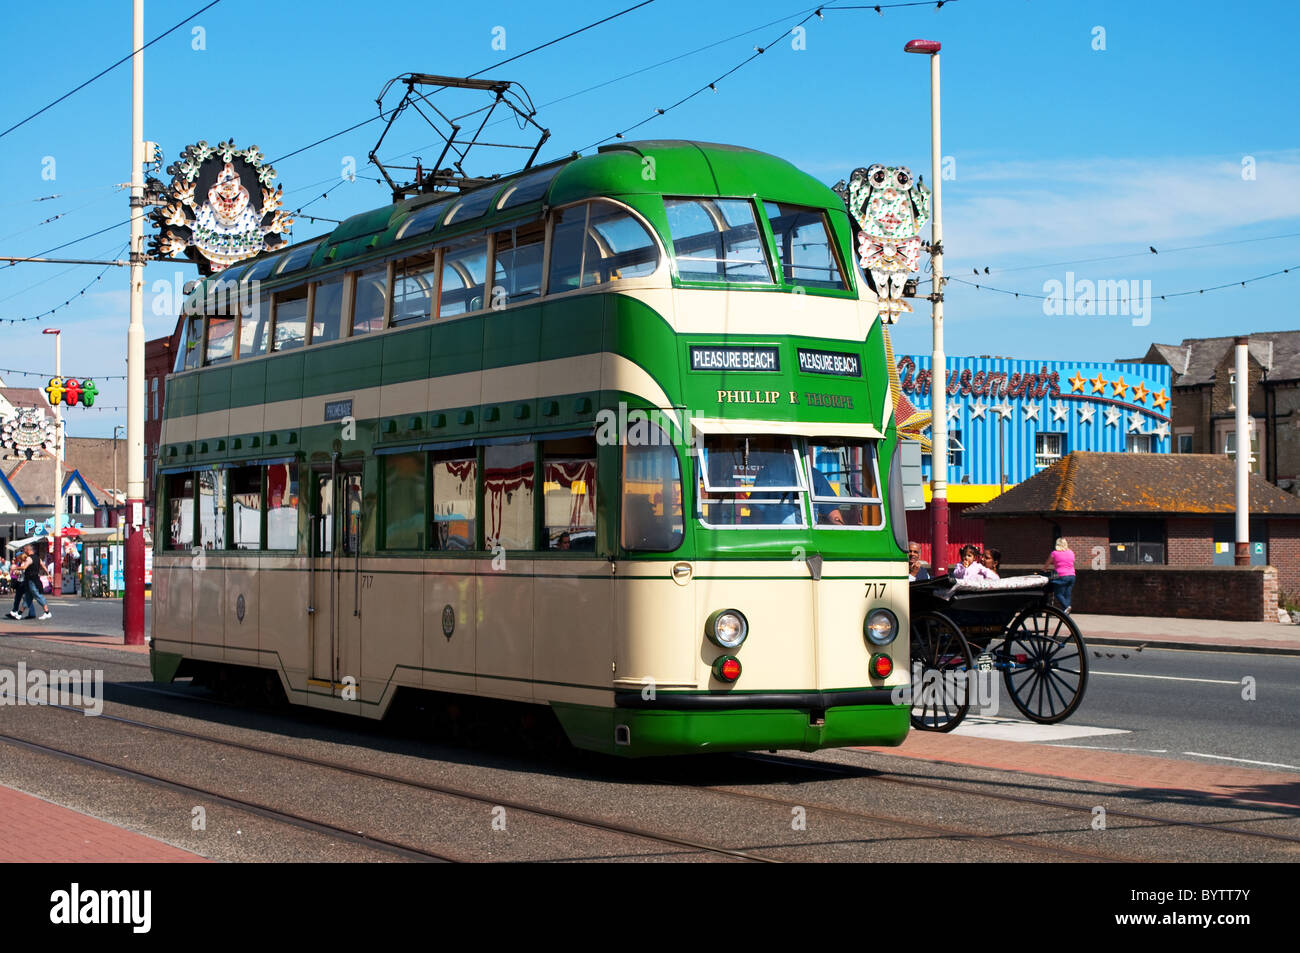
xmin=908 ymin=574 xmax=1088 ymax=731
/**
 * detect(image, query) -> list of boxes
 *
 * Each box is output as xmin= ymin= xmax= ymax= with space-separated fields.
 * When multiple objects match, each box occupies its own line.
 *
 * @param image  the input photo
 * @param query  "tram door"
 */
xmin=309 ymin=462 xmax=363 ymax=692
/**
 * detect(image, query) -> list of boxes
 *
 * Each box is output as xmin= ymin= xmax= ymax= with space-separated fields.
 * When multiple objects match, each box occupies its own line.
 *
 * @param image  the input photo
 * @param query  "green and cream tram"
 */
xmin=152 ymin=140 xmax=912 ymax=756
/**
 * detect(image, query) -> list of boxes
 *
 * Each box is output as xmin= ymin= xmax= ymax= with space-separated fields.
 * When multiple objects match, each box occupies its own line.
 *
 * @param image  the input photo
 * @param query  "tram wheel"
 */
xmin=908 ymin=611 xmax=974 ymax=732
xmin=1000 ymin=606 xmax=1088 ymax=724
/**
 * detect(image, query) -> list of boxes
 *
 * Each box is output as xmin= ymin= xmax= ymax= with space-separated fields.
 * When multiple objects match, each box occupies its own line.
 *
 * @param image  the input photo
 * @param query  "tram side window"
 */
xmin=440 ymin=239 xmax=488 ymax=317
xmin=179 ymin=314 xmax=203 ymax=371
xmin=197 ymin=469 xmax=227 ymax=550
xmin=311 ymin=275 xmax=346 ymax=344
xmin=383 ymin=452 xmax=426 ymax=550
xmin=484 ymin=443 xmax=535 ymax=551
xmin=622 ymin=430 xmax=683 ymax=552
xmin=205 ymin=315 xmax=236 ymax=364
xmin=230 ymin=466 xmax=262 ymax=550
xmin=351 ymin=263 xmax=388 ymax=335
xmin=166 ymin=473 xmax=194 ymax=550
xmin=762 ymin=202 xmax=846 ymax=291
xmin=239 ymin=285 xmax=271 ymax=357
xmin=542 ymin=437 xmax=597 ymax=551
xmin=392 ymin=250 xmax=439 ymax=326
xmin=664 ymin=197 xmax=773 ymax=284
xmin=806 ymin=439 xmax=883 ymax=528
xmin=492 ymin=222 xmax=545 ymax=305
xmin=585 ymin=202 xmax=658 ymax=285
xmin=431 ymin=450 xmax=477 ymax=551
xmin=271 ymin=286 xmax=309 ymax=352
xmin=548 ymin=205 xmax=587 ymax=293
xmin=266 ymin=463 xmax=299 ymax=550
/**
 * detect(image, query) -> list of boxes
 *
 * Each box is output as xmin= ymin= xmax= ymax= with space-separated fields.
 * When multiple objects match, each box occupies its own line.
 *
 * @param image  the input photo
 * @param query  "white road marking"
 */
xmin=1091 ymin=671 xmax=1239 ymax=685
xmin=1046 ymin=744 xmax=1170 ymax=753
xmin=1182 ymin=751 xmax=1300 ymax=771
xmin=952 ymin=714 xmax=1130 ymax=743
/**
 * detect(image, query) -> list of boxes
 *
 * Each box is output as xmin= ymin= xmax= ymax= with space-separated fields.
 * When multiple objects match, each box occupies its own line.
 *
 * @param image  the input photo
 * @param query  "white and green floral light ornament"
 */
xmin=150 ymin=139 xmax=293 ymax=274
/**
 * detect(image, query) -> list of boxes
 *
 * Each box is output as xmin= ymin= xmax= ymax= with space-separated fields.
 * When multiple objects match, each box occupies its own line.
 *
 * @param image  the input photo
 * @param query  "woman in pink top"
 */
xmin=1044 ymin=538 xmax=1076 ymax=611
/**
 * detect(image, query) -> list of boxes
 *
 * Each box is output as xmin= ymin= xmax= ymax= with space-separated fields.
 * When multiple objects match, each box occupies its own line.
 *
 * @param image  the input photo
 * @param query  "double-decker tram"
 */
xmin=152 ymin=140 xmax=912 ymax=756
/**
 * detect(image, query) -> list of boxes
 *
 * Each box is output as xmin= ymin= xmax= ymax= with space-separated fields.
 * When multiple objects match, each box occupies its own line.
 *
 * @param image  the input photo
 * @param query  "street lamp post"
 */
xmin=43 ymin=328 xmax=62 ymax=595
xmin=124 ymin=0 xmax=147 ymax=644
xmin=904 ymin=38 xmax=947 ymax=571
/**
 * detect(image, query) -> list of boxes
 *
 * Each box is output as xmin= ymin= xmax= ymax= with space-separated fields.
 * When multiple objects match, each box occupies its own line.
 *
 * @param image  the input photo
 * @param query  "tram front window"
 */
xmin=697 ymin=435 xmax=804 ymax=527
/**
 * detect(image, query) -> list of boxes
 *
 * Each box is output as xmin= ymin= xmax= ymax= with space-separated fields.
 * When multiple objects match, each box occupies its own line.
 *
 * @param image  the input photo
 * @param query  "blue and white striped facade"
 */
xmin=897 ymin=355 xmax=1172 ymax=489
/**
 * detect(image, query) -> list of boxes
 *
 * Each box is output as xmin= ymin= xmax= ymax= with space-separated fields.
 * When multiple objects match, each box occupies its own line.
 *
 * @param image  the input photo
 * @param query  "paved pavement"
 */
xmin=0 ymin=783 xmax=206 ymax=862
xmin=1074 ymin=613 xmax=1300 ymax=655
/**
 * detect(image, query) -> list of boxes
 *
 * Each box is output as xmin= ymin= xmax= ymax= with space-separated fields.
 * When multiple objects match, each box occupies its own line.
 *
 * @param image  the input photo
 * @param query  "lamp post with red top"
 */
xmin=904 ymin=38 xmax=948 ymax=571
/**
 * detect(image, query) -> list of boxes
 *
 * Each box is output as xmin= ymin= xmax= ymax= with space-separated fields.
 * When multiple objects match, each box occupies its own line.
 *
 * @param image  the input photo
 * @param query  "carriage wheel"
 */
xmin=908 ymin=611 xmax=974 ymax=732
xmin=1000 ymin=606 xmax=1088 ymax=724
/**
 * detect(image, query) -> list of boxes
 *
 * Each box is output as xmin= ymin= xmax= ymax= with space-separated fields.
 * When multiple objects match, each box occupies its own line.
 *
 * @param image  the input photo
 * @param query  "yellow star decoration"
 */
xmin=1068 ymin=372 xmax=1087 ymax=392
xmin=1130 ymin=381 xmax=1150 ymax=404
xmin=1111 ymin=376 xmax=1129 ymax=399
xmin=1151 ymin=388 xmax=1169 ymax=411
xmin=1089 ymin=372 xmax=1108 ymax=394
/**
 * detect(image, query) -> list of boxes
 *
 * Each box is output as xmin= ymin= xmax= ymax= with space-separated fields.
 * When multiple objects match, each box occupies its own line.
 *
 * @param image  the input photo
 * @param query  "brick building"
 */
xmin=968 ymin=452 xmax=1300 ymax=600
xmin=1129 ymin=331 xmax=1300 ymax=492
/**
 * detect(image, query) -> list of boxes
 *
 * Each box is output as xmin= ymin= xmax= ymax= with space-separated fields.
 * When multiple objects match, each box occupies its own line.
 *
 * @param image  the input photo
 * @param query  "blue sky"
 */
xmin=1 ymin=0 xmax=1297 ymax=436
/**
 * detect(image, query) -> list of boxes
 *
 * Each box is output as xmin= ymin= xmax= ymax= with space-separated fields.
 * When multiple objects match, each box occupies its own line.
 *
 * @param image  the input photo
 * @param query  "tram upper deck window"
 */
xmin=548 ymin=201 xmax=659 ymax=293
xmin=311 ymin=274 xmax=346 ymax=344
xmin=440 ymin=238 xmax=488 ymax=317
xmin=350 ymin=262 xmax=388 ymax=335
xmin=271 ymin=286 xmax=309 ymax=352
xmin=622 ymin=427 xmax=683 ymax=552
xmin=762 ymin=202 xmax=846 ymax=290
xmin=664 ymin=197 xmax=773 ymax=283
xmin=697 ymin=435 xmax=805 ymax=527
xmin=205 ymin=315 xmax=236 ymax=364
xmin=275 ymin=240 xmax=323 ymax=276
xmin=806 ymin=438 xmax=883 ymax=528
xmin=444 ymin=187 xmax=499 ymax=226
xmin=177 ymin=314 xmax=203 ymax=371
xmin=395 ymin=200 xmax=451 ymax=242
xmin=240 ymin=285 xmax=271 ymax=358
xmin=493 ymin=221 xmax=545 ymax=304
xmin=496 ymin=168 xmax=559 ymax=211
xmin=241 ymin=253 xmax=284 ymax=285
xmin=392 ymin=250 xmax=439 ymax=326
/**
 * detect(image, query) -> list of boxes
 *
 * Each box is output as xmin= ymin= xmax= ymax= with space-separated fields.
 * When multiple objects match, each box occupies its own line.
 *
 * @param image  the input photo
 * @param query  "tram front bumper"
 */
xmin=553 ymin=691 xmax=910 ymax=757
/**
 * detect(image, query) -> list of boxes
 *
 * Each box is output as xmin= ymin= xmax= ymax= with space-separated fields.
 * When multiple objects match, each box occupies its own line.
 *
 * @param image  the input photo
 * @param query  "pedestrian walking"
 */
xmin=1044 ymin=538 xmax=1076 ymax=612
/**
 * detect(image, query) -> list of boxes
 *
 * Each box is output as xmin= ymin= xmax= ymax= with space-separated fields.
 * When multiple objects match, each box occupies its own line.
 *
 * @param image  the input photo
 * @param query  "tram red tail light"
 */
xmin=712 ymin=656 xmax=742 ymax=682
xmin=871 ymin=654 xmax=893 ymax=678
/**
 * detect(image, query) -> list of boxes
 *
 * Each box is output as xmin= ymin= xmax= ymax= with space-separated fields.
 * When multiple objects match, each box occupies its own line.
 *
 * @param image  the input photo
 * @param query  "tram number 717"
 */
xmin=863 ymin=583 xmax=887 ymax=599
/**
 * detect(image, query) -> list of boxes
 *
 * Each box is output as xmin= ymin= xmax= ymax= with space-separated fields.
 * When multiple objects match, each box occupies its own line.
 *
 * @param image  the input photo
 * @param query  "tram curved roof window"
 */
xmin=275 ymin=239 xmax=325 ymax=276
xmin=664 ymin=197 xmax=773 ymax=284
xmin=496 ymin=167 xmax=559 ymax=211
xmin=395 ymin=200 xmax=452 ymax=242
xmin=240 ymin=252 xmax=285 ymax=284
xmin=444 ymin=186 xmax=500 ymax=226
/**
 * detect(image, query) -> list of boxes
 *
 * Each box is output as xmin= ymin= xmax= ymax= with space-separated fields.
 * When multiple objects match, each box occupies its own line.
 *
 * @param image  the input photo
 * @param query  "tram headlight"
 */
xmin=706 ymin=609 xmax=749 ymax=649
xmin=864 ymin=608 xmax=899 ymax=646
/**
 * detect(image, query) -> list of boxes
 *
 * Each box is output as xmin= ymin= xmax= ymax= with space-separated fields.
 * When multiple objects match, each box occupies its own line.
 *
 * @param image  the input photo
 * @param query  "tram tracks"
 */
xmin=4 ymin=701 xmax=780 ymax=863
xmin=740 ymin=751 xmax=1300 ymax=850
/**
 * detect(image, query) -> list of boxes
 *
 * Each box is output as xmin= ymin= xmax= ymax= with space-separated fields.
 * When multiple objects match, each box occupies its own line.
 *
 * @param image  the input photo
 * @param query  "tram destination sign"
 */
xmin=689 ymin=345 xmax=780 ymax=372
xmin=324 ymin=399 xmax=354 ymax=422
xmin=797 ymin=348 xmax=862 ymax=378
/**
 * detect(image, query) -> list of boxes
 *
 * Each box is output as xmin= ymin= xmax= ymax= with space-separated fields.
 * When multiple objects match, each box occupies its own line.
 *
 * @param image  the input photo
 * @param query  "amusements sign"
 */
xmin=149 ymin=139 xmax=293 ymax=275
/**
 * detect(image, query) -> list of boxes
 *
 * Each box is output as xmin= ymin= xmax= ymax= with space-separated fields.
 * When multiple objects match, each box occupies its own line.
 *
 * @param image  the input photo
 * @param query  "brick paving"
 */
xmin=0 ymin=784 xmax=207 ymax=862
xmin=864 ymin=731 xmax=1300 ymax=809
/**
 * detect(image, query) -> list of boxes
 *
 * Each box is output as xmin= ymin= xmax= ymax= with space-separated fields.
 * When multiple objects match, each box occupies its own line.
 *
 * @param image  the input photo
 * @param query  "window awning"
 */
xmin=689 ymin=417 xmax=884 ymax=440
